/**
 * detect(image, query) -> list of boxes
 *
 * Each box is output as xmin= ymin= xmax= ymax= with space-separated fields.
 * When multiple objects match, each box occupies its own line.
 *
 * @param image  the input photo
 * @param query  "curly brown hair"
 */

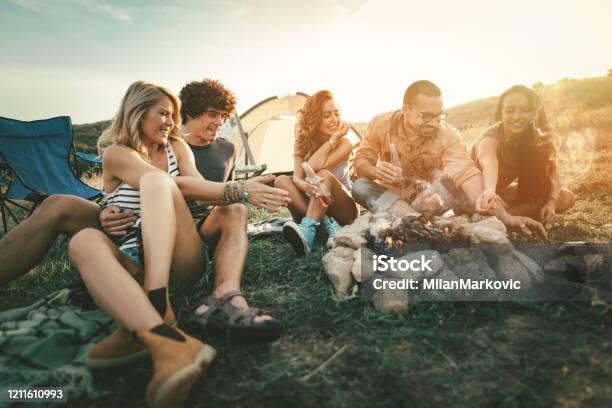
xmin=295 ymin=90 xmax=334 ymax=160
xmin=179 ymin=79 xmax=237 ymax=123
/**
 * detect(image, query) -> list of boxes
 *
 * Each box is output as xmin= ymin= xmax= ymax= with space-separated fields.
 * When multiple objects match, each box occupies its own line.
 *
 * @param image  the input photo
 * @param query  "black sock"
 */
xmin=148 ymin=287 xmax=167 ymax=318
xmin=150 ymin=324 xmax=185 ymax=342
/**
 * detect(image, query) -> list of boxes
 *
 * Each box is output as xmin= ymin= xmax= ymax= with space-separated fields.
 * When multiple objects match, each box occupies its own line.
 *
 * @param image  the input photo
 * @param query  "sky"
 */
xmin=1 ymin=0 xmax=611 ymax=124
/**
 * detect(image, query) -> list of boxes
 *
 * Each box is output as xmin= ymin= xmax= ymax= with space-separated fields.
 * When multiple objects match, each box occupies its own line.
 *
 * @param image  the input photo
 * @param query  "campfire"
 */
xmin=322 ymin=191 xmax=611 ymax=313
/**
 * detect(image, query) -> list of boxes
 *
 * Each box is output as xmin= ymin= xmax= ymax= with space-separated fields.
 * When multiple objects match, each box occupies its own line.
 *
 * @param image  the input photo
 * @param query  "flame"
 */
xmin=443 ymin=226 xmax=450 ymax=238
xmin=386 ymin=236 xmax=393 ymax=249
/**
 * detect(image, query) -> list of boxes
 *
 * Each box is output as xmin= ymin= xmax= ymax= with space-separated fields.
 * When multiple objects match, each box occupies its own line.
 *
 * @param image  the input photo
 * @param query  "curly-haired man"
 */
xmin=179 ymin=79 xmax=284 ymax=343
xmin=0 ymin=79 xmax=285 ymax=346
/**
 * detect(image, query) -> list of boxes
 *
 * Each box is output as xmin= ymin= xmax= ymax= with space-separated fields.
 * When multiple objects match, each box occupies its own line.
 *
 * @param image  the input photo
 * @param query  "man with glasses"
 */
xmin=352 ymin=80 xmax=546 ymax=237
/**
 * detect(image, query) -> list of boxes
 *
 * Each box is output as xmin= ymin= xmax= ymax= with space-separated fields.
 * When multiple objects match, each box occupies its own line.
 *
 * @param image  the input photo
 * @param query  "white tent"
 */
xmin=221 ymin=92 xmax=361 ymax=176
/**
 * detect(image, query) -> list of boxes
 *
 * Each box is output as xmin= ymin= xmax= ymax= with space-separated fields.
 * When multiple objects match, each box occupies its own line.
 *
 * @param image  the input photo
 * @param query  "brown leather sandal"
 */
xmin=181 ymin=290 xmax=283 ymax=344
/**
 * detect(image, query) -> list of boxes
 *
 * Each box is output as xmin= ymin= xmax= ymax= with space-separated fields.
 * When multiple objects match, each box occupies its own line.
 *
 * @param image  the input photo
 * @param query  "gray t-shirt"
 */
xmin=188 ymin=138 xmax=237 ymax=219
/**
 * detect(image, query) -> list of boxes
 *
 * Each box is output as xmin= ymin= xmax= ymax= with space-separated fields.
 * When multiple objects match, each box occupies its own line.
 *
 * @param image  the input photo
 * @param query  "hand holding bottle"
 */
xmin=302 ymin=162 xmax=333 ymax=207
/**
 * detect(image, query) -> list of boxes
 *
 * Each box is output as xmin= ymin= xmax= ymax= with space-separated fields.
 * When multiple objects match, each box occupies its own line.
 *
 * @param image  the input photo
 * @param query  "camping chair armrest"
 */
xmin=74 ymin=151 xmax=103 ymax=164
xmin=72 ymin=150 xmax=102 ymax=177
xmin=235 ymin=164 xmax=267 ymax=179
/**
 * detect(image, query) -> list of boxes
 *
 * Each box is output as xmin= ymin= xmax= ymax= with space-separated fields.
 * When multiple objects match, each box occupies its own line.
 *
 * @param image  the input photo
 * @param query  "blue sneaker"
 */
xmin=321 ymin=217 xmax=342 ymax=248
xmin=283 ymin=217 xmax=318 ymax=256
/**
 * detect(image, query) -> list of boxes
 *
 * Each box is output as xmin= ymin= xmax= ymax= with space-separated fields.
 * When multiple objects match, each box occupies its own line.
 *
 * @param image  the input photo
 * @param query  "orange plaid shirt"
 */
xmin=353 ymin=109 xmax=481 ymax=189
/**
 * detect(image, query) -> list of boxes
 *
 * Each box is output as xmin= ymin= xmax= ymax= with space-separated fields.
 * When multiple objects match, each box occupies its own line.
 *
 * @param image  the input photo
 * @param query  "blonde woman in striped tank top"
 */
xmin=67 ymin=81 xmax=288 ymax=407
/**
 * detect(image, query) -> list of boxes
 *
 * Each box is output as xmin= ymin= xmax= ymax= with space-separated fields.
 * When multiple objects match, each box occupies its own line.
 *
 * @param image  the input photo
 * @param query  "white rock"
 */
xmin=351 ymin=247 xmax=375 ymax=282
xmin=334 ymin=232 xmax=367 ymax=249
xmin=329 ymin=245 xmax=356 ymax=261
xmin=411 ymin=193 xmax=444 ymax=214
xmin=389 ymin=200 xmax=420 ymax=219
xmin=443 ymin=247 xmax=494 ymax=276
xmin=369 ymin=213 xmax=393 ymax=238
xmin=371 ymin=280 xmax=410 ymax=313
xmin=494 ymin=255 xmax=533 ymax=288
xmin=338 ymin=213 xmax=371 ymax=237
xmin=471 ymin=227 xmax=511 ymax=244
xmin=458 ymin=217 xmax=509 ymax=244
xmin=510 ymin=250 xmax=545 ymax=283
xmin=374 ymin=190 xmax=399 ymax=213
xmin=322 ymin=250 xmax=355 ymax=296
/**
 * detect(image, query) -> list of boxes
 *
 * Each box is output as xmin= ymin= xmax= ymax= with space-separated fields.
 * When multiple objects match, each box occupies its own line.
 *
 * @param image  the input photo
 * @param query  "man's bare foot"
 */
xmin=195 ymin=293 xmax=272 ymax=324
xmin=181 ymin=290 xmax=283 ymax=344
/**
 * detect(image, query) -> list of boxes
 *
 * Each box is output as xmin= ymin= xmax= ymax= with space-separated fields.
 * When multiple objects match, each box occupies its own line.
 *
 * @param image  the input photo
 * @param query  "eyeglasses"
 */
xmin=405 ymin=105 xmax=447 ymax=124
xmin=205 ymin=110 xmax=230 ymax=122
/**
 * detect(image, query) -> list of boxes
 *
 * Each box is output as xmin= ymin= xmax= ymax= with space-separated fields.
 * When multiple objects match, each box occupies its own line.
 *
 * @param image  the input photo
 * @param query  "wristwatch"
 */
xmin=242 ymin=189 xmax=249 ymax=204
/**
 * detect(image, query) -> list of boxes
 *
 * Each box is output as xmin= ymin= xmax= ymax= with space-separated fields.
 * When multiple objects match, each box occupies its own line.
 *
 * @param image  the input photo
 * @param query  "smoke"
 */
xmin=555 ymin=128 xmax=597 ymax=182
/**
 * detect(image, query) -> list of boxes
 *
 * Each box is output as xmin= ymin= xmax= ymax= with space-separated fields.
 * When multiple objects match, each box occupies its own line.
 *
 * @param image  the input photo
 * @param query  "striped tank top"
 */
xmin=104 ymin=142 xmax=180 ymax=252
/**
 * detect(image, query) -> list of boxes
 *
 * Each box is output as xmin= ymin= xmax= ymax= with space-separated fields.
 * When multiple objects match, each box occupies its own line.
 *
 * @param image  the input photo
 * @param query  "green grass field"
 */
xmin=1 ymin=76 xmax=611 ymax=407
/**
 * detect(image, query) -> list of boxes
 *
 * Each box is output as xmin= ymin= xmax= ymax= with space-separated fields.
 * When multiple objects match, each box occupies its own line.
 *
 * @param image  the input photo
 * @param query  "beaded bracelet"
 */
xmin=231 ymin=181 xmax=239 ymax=202
xmin=222 ymin=182 xmax=230 ymax=204
xmin=223 ymin=181 xmax=248 ymax=204
xmin=242 ymin=184 xmax=249 ymax=203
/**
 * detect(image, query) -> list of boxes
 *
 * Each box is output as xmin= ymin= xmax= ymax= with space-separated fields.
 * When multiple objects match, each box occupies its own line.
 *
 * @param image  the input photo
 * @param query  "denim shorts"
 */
xmin=119 ymin=244 xmax=214 ymax=290
xmin=120 ymin=246 xmax=144 ymax=270
xmin=113 ymin=224 xmax=213 ymax=286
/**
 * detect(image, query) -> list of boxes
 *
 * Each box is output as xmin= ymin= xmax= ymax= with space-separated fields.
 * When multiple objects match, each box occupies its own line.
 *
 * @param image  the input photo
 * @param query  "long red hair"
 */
xmin=295 ymin=90 xmax=334 ymax=160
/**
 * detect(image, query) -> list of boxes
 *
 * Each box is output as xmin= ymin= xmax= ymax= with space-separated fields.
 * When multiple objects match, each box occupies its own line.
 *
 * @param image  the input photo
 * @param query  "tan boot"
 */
xmin=137 ymin=328 xmax=216 ymax=408
xmin=85 ymin=304 xmax=176 ymax=370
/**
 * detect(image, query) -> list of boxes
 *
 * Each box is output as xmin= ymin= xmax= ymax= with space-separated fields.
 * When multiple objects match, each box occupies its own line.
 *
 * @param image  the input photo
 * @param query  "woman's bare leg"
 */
xmin=500 ymin=183 xmax=576 ymax=219
xmin=305 ymin=169 xmax=358 ymax=224
xmin=138 ymin=171 xmax=205 ymax=291
xmin=69 ymin=171 xmax=205 ymax=329
xmin=0 ymin=195 xmax=100 ymax=287
xmin=274 ymin=170 xmax=358 ymax=225
xmin=556 ymin=188 xmax=576 ymax=213
xmin=323 ymin=170 xmax=359 ymax=226
xmin=274 ymin=175 xmax=309 ymax=222
xmin=69 ymin=229 xmax=161 ymax=331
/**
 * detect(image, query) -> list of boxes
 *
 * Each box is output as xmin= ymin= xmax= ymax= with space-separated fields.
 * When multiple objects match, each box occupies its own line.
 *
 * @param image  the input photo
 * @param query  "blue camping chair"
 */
xmin=0 ymin=116 xmax=102 ymax=233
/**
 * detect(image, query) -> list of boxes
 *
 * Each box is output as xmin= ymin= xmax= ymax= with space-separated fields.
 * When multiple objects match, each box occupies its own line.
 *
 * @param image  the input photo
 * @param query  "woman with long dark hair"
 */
xmin=471 ymin=85 xmax=576 ymax=226
xmin=275 ymin=90 xmax=359 ymax=255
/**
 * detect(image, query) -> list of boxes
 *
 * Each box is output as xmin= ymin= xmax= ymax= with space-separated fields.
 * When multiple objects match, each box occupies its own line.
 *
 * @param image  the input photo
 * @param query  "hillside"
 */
xmin=73 ymin=120 xmax=110 ymax=154
xmin=72 ymin=74 xmax=612 ymax=153
xmin=445 ymin=75 xmax=612 ymax=140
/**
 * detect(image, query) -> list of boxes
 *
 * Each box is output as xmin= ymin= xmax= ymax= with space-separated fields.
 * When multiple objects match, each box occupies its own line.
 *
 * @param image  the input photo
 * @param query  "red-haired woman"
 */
xmin=275 ymin=90 xmax=359 ymax=255
xmin=471 ymin=85 xmax=576 ymax=227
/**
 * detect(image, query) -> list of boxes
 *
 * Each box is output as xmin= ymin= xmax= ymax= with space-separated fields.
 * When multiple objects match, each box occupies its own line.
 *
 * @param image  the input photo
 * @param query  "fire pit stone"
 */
xmin=322 ymin=248 xmax=355 ymax=296
xmin=351 ymin=247 xmax=375 ymax=283
xmin=370 ymin=276 xmax=410 ymax=313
